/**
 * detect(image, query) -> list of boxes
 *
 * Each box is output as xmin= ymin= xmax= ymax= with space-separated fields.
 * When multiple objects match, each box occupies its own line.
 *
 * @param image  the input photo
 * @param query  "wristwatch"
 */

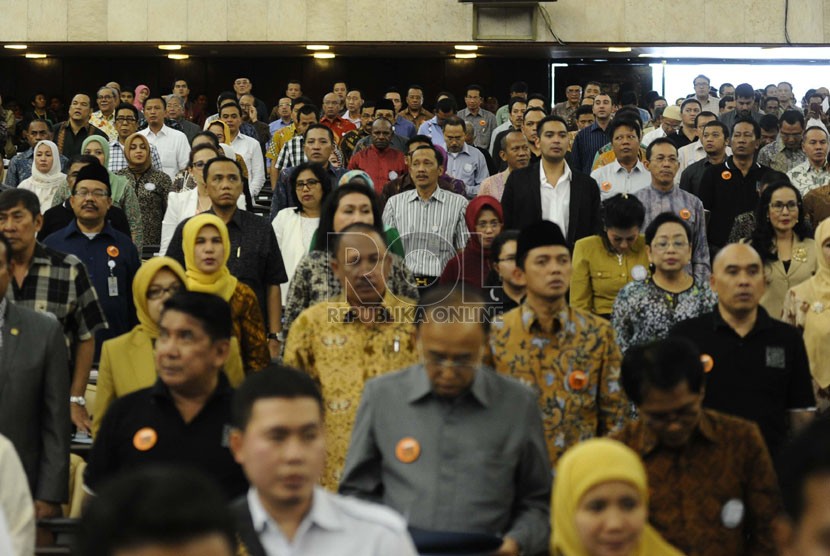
xmin=69 ymin=396 xmax=86 ymax=407
xmin=267 ymin=331 xmax=286 ymax=342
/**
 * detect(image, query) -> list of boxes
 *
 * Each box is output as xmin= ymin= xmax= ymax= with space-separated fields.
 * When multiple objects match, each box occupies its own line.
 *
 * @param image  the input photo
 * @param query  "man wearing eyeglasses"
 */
xmin=692 ymin=74 xmax=720 ymax=114
xmin=108 ymin=103 xmax=163 ymax=173
xmin=341 ymin=286 xmax=551 ymax=556
xmin=89 ymin=87 xmax=119 ymax=141
xmin=614 ymin=337 xmax=781 ymax=556
xmin=43 ymin=162 xmax=140 ymax=364
xmin=553 ymin=83 xmax=583 ymax=131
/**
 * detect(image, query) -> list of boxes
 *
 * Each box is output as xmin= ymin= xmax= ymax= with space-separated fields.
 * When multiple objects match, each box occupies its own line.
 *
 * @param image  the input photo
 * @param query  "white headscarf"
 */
xmin=18 ymin=140 xmax=67 ymax=211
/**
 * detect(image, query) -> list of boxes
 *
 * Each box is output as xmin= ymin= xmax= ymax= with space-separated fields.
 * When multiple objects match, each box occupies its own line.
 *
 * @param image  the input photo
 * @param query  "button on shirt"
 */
xmin=540 ymin=161 xmax=571 ymax=236
xmin=347 ymin=146 xmax=407 ymax=196
xmin=590 ymin=160 xmax=651 ymax=201
xmin=446 ymin=143 xmax=490 ymax=197
xmin=671 ymin=307 xmax=816 ymax=457
xmin=138 ymin=125 xmax=190 ymax=180
xmin=246 ymin=487 xmax=417 ymax=556
xmin=382 ymin=187 xmax=469 ymax=276
xmin=339 ymin=364 xmax=552 ymax=556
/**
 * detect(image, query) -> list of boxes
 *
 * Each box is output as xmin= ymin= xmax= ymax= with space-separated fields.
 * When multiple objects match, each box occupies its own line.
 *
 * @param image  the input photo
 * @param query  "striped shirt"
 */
xmin=571 ymin=122 xmax=610 ymax=174
xmin=382 ymin=186 xmax=469 ymax=276
xmin=275 ymin=136 xmax=306 ymax=172
xmin=109 ymin=140 xmax=163 ymax=174
xmin=7 ymin=242 xmax=107 ymax=352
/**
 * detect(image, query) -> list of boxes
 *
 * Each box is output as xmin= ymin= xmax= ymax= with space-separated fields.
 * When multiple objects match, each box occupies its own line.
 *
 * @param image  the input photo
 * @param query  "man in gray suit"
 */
xmin=0 ymin=233 xmax=71 ymax=519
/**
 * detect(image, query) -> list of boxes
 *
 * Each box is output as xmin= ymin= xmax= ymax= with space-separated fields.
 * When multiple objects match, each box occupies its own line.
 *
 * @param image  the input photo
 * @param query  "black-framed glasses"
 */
xmin=115 ymin=117 xmax=137 ymax=123
xmin=770 ymin=201 xmax=799 ymax=213
xmin=146 ymin=284 xmax=182 ymax=300
xmin=295 ymin=179 xmax=321 ymax=190
xmin=73 ymin=189 xmax=109 ymax=199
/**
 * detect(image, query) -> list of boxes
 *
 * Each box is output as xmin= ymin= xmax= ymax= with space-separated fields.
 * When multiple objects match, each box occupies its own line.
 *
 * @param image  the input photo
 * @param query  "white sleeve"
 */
xmin=159 ymin=193 xmax=182 ymax=256
xmin=0 ymin=437 xmax=35 ymax=556
xmin=249 ymin=142 xmax=266 ymax=197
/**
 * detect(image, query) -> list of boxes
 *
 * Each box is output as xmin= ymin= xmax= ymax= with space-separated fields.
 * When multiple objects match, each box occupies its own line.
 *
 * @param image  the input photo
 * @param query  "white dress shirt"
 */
xmin=138 ymin=124 xmax=190 ymax=180
xmin=231 ymin=132 xmax=266 ymax=197
xmin=591 ymin=159 xmax=651 ymax=200
xmin=0 ymin=435 xmax=35 ymax=556
xmin=641 ymin=126 xmax=666 ymax=147
xmin=539 ymin=161 xmax=571 ymax=236
xmin=247 ymin=487 xmax=417 ymax=556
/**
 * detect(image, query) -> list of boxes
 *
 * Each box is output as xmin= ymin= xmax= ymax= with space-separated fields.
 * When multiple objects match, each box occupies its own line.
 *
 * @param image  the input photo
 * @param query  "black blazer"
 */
xmin=501 ymin=161 xmax=600 ymax=247
xmin=230 ymin=496 xmax=268 ymax=556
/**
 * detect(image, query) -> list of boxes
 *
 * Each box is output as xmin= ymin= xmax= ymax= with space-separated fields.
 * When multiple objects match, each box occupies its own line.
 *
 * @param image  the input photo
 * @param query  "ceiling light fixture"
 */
xmin=454 ymin=53 xmax=477 ymax=59
xmin=306 ymin=45 xmax=330 ymax=51
xmin=4 ymin=44 xmax=27 ymax=50
xmin=454 ymin=45 xmax=479 ymax=51
xmin=158 ymin=44 xmax=182 ymax=51
xmin=608 ymin=46 xmax=632 ymax=53
xmin=313 ymin=52 xmax=335 ymax=59
xmin=168 ymin=54 xmax=189 ymax=60
xmin=25 ymin=53 xmax=47 ymax=59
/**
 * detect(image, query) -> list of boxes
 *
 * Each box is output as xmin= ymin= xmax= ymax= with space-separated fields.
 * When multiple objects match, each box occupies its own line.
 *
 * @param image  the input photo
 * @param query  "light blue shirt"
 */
xmin=446 ymin=143 xmax=490 ymax=197
xmin=247 ymin=487 xmax=417 ymax=556
xmin=417 ymin=117 xmax=446 ymax=149
xmin=590 ymin=160 xmax=651 ymax=201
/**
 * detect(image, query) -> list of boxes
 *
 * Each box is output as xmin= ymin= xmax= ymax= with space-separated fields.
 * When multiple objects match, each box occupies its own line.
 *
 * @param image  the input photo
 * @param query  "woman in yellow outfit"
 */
xmin=552 ymin=438 xmax=683 ymax=556
xmin=182 ymin=214 xmax=269 ymax=372
xmin=93 ymin=257 xmax=245 ymax=436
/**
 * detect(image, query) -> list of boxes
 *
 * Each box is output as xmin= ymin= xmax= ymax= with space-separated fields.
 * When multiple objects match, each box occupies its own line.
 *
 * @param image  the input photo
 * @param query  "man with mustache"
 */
xmin=283 ymin=223 xmax=418 ymax=490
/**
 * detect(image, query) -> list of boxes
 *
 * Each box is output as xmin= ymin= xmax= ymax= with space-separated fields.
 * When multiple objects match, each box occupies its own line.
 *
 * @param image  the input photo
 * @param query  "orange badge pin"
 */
xmin=479 ymin=119 xmax=486 ymax=127
xmin=700 ymin=353 xmax=714 ymax=373
xmin=679 ymin=208 xmax=691 ymax=220
xmin=395 ymin=437 xmax=421 ymax=464
xmin=568 ymin=370 xmax=588 ymax=391
xmin=107 ymin=245 xmax=120 ymax=258
xmin=721 ymin=170 xmax=732 ymax=180
xmin=133 ymin=427 xmax=158 ymax=451
xmin=601 ymin=181 xmax=612 ymax=192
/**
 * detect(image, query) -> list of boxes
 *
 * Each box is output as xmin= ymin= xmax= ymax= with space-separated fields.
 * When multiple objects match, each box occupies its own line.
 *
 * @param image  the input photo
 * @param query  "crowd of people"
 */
xmin=1 ymin=72 xmax=830 ymax=555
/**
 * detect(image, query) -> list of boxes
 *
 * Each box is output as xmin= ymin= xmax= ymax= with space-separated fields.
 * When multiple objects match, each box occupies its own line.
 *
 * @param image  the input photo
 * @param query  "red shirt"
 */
xmin=320 ymin=116 xmax=357 ymax=143
xmin=347 ymin=146 xmax=407 ymax=195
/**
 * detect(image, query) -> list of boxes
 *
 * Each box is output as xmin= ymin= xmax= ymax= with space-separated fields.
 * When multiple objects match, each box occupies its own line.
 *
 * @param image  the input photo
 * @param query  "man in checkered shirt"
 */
xmin=0 ymin=189 xmax=106 ymax=435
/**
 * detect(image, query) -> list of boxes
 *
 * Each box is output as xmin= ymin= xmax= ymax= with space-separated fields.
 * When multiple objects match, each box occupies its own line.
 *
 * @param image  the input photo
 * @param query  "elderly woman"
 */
xmin=17 ymin=140 xmax=69 ymax=211
xmin=572 ymin=194 xmax=650 ymax=318
xmin=440 ymin=195 xmax=503 ymax=290
xmin=552 ymin=438 xmax=683 ymax=556
xmin=272 ymin=162 xmax=331 ymax=304
xmin=117 ymin=133 xmax=172 ymax=248
xmin=752 ymin=180 xmax=816 ymax=319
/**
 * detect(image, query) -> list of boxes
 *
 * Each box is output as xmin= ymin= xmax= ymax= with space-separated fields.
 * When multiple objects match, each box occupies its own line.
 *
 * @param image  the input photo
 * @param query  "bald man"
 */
xmin=670 ymin=243 xmax=815 ymax=458
xmin=320 ymin=92 xmax=356 ymax=144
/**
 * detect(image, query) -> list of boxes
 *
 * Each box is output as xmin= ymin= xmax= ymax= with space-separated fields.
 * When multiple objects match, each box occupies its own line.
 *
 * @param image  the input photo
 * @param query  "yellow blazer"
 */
xmin=92 ymin=327 xmax=246 ymax=437
xmin=761 ymin=236 xmax=816 ymax=320
xmin=571 ymin=235 xmax=650 ymax=316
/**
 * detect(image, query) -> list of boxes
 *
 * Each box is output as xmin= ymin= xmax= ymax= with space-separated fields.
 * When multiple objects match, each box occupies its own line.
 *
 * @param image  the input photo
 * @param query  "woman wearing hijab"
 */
xmin=439 ymin=196 xmax=503 ymax=290
xmin=552 ymin=438 xmax=683 ymax=556
xmin=17 ymin=139 xmax=69 ymax=211
xmin=133 ymin=85 xmax=150 ymax=111
xmin=67 ymin=135 xmax=145 ymax=248
xmin=93 ymin=257 xmax=245 ymax=436
xmin=784 ymin=218 xmax=830 ymax=413
xmin=117 ymin=133 xmax=173 ymax=248
xmin=182 ymin=214 xmax=269 ymax=372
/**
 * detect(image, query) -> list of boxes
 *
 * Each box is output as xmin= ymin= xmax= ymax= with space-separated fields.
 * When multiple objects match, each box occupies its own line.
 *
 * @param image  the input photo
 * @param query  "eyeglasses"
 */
xmin=146 ymin=284 xmax=181 ymax=300
xmin=642 ymin=404 xmax=699 ymax=425
xmin=651 ymin=240 xmax=689 ymax=251
xmin=73 ymin=189 xmax=109 ymax=199
xmin=115 ymin=117 xmax=137 ymax=123
xmin=422 ymin=352 xmax=478 ymax=371
xmin=295 ymin=178 xmax=321 ymax=190
xmin=496 ymin=255 xmax=516 ymax=263
xmin=770 ymin=201 xmax=799 ymax=212
xmin=476 ymin=220 xmax=502 ymax=230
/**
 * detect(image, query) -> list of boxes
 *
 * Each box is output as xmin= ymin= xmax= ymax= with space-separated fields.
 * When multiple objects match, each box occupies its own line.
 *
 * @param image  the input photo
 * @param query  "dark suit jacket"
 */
xmin=0 ymin=302 xmax=70 ymax=502
xmin=230 ymin=495 xmax=267 ymax=556
xmin=501 ymin=161 xmax=600 ymax=246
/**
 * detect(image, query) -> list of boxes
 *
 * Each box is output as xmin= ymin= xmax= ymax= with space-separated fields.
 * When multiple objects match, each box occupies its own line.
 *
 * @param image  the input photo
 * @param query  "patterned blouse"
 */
xmin=117 ymin=168 xmax=173 ymax=248
xmin=283 ymin=250 xmax=419 ymax=334
xmin=489 ymin=303 xmax=629 ymax=467
xmin=611 ymin=277 xmax=718 ymax=354
xmin=229 ymin=282 xmax=270 ymax=372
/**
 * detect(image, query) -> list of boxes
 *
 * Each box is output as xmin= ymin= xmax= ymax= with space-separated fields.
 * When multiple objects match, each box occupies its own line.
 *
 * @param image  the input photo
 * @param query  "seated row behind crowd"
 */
xmin=1 ymin=74 xmax=830 ymax=556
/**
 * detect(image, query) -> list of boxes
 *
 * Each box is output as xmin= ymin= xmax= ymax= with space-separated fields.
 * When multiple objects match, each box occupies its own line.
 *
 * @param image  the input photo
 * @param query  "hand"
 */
xmin=34 ymin=500 xmax=62 ymax=519
xmin=248 ymin=105 xmax=258 ymax=123
xmin=268 ymin=338 xmax=282 ymax=360
xmin=491 ymin=537 xmax=521 ymax=556
xmin=71 ymin=404 xmax=92 ymax=435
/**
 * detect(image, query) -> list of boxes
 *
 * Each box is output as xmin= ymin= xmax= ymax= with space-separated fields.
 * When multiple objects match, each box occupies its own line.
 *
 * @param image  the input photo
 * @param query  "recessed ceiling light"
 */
xmin=158 ymin=44 xmax=182 ymax=51
xmin=608 ymin=47 xmax=632 ymax=53
xmin=25 ymin=53 xmax=47 ymax=59
xmin=313 ymin=52 xmax=335 ymax=59
xmin=306 ymin=45 xmax=330 ymax=51
xmin=4 ymin=44 xmax=27 ymax=50
xmin=455 ymin=53 xmax=477 ymax=59
xmin=168 ymin=54 xmax=189 ymax=60
xmin=454 ymin=45 xmax=478 ymax=51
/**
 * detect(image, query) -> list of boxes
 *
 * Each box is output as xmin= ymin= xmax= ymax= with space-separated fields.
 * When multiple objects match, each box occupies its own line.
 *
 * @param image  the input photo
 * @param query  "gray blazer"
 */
xmin=0 ymin=302 xmax=71 ymax=503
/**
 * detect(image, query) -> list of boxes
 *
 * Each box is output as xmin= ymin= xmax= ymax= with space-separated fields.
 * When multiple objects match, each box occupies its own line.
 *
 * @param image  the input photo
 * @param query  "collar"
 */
xmin=330 ymin=291 xmax=407 ymax=324
xmin=637 ymin=409 xmax=719 ymax=456
xmin=519 ymin=302 xmax=573 ymax=335
xmin=93 ymin=111 xmax=114 ymax=121
xmin=145 ymin=124 xmax=169 ymax=136
xmin=807 ymin=161 xmax=830 ymax=173
xmin=539 ymin=160 xmax=572 ymax=185
xmin=21 ymin=147 xmax=34 ymax=158
xmin=0 ymin=298 xmax=7 ymax=322
xmin=407 ymin=185 xmax=445 ymax=203
xmin=64 ymin=219 xmax=117 ymax=240
xmin=449 ymin=143 xmax=472 ymax=157
xmin=610 ymin=159 xmax=645 ymax=174
xmin=150 ymin=371 xmax=231 ymax=402
xmin=723 ymin=156 xmax=761 ymax=172
xmin=206 ymin=207 xmax=242 ymax=228
xmin=248 ymin=487 xmax=343 ymax=539
xmin=320 ymin=115 xmax=343 ymax=125
xmin=406 ymin=364 xmax=491 ymax=407
xmin=712 ymin=305 xmax=774 ymax=335
xmin=648 ymin=182 xmax=677 ymax=195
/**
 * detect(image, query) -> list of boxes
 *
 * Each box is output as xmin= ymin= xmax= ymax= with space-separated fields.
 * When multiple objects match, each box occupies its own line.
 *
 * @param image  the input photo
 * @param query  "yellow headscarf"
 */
xmin=132 ymin=257 xmax=187 ymax=339
xmin=790 ymin=218 xmax=830 ymax=387
xmin=182 ymin=214 xmax=238 ymax=301
xmin=551 ymin=439 xmax=683 ymax=556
